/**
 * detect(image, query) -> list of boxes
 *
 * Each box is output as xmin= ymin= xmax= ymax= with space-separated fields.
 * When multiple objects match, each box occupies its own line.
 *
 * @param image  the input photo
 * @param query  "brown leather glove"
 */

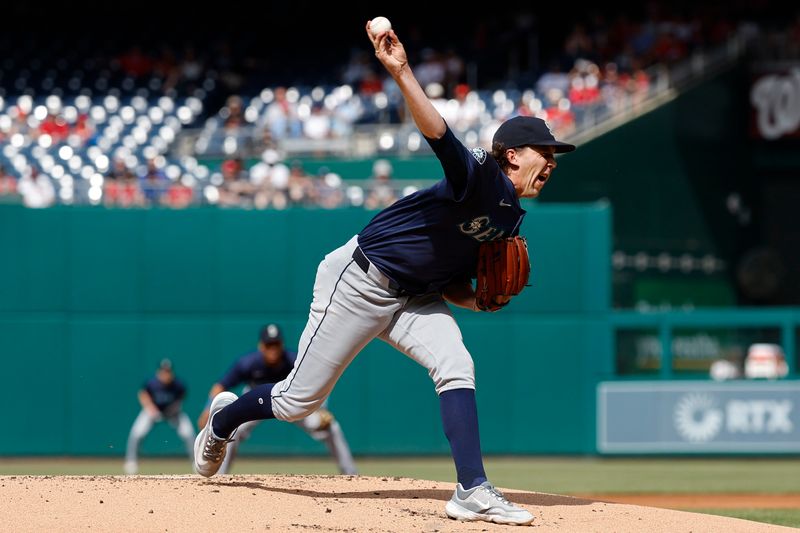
xmin=475 ymin=236 xmax=530 ymax=312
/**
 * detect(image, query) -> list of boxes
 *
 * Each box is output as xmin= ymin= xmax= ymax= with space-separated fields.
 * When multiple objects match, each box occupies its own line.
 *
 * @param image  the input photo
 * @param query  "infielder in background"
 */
xmin=195 ymin=21 xmax=574 ymax=526
xmin=196 ymin=324 xmax=357 ymax=475
xmin=124 ymin=359 xmax=195 ymax=474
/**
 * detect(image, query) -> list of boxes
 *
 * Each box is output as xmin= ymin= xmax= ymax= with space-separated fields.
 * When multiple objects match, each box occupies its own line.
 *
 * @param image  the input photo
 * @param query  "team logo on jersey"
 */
xmin=458 ymin=216 xmax=505 ymax=242
xmin=470 ymin=147 xmax=487 ymax=164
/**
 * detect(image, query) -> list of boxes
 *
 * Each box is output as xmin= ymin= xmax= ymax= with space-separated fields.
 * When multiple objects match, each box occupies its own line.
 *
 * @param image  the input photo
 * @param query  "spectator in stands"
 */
xmin=358 ymin=70 xmax=384 ymax=95
xmin=163 ymin=177 xmax=195 ymax=209
xmin=600 ymin=62 xmax=627 ymax=113
xmin=451 ymin=84 xmax=482 ymax=133
xmin=536 ymin=60 xmax=571 ymax=97
xmin=248 ymin=149 xmax=278 ymax=210
xmin=414 ymin=48 xmax=446 ymax=90
xmin=426 ymin=82 xmax=449 ymax=124
xmin=73 ymin=115 xmax=95 ymax=145
xmin=263 ymin=87 xmax=302 ymax=140
xmin=140 ymin=159 xmax=168 ymax=207
xmin=329 ymin=92 xmax=364 ymax=137
xmin=286 ymin=160 xmax=317 ymax=206
xmin=568 ymin=60 xmax=602 ymax=107
xmin=222 ymin=95 xmax=246 ymax=131
xmin=381 ymin=76 xmax=406 ymax=123
xmin=266 ymin=161 xmax=291 ymax=210
xmin=364 ymin=159 xmax=398 ymax=210
xmin=217 ymin=157 xmax=253 ymax=208
xmin=249 ymin=149 xmax=277 ymax=188
xmin=629 ymin=64 xmax=651 ymax=105
xmin=0 ymin=165 xmax=18 ymax=201
xmin=443 ymin=49 xmax=465 ymax=95
xmin=17 ymin=166 xmax=55 ymax=209
xmin=104 ymin=158 xmax=144 ymax=208
xmin=259 ymin=126 xmax=277 ymax=152
xmin=314 ymin=168 xmax=345 ymax=209
xmin=303 ymin=104 xmax=332 ymax=141
xmin=38 ymin=113 xmax=69 ymax=144
xmin=542 ymin=88 xmax=576 ymax=138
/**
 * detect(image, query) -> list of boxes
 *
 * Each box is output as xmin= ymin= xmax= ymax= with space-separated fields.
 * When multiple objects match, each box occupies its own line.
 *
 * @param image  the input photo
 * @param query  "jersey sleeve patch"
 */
xmin=470 ymin=147 xmax=487 ymax=164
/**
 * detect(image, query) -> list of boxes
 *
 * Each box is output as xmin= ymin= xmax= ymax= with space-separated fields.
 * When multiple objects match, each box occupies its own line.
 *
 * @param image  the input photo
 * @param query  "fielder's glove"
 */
xmin=475 ymin=236 xmax=530 ymax=312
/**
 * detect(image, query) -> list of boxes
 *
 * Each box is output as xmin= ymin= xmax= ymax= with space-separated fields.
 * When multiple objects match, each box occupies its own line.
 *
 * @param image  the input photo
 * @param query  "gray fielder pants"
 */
xmin=269 ymin=235 xmax=475 ymax=422
xmin=125 ymin=409 xmax=195 ymax=464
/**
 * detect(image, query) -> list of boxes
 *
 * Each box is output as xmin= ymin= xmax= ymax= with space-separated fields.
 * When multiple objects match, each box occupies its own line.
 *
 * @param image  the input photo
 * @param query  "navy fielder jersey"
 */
xmin=219 ymin=349 xmax=298 ymax=389
xmin=358 ymin=126 xmax=526 ymax=295
xmin=143 ymin=377 xmax=186 ymax=413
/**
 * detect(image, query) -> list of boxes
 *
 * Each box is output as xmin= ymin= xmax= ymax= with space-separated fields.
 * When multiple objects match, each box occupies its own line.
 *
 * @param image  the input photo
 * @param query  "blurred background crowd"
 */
xmin=1 ymin=1 xmax=799 ymax=311
xmin=0 ymin=1 xmax=794 ymax=211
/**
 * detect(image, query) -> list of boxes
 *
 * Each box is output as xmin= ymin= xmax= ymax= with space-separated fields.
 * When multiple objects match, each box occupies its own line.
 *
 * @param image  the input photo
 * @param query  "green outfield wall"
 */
xmin=0 ymin=203 xmax=611 ymax=456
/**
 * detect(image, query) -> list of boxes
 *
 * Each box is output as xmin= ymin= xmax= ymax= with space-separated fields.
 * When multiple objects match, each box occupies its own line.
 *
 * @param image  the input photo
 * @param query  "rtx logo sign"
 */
xmin=598 ymin=382 xmax=800 ymax=453
xmin=726 ymin=400 xmax=793 ymax=434
xmin=673 ymin=394 xmax=793 ymax=443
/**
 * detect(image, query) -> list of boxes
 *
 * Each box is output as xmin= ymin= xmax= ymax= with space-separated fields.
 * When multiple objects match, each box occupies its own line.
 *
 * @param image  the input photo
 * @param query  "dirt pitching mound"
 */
xmin=1 ymin=474 xmax=794 ymax=532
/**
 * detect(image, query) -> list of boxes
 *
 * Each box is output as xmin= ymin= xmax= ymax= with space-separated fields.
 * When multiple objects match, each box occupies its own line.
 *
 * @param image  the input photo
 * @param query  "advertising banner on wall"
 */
xmin=597 ymin=381 xmax=800 ymax=453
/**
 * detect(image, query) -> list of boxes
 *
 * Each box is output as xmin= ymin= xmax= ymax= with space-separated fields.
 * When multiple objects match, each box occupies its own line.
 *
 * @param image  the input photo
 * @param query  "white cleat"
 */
xmin=445 ymin=481 xmax=534 ymax=526
xmin=193 ymin=391 xmax=239 ymax=477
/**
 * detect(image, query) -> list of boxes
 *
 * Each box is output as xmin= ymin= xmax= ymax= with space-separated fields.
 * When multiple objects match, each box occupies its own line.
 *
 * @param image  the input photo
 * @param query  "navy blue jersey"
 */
xmin=358 ymin=126 xmax=526 ymax=294
xmin=143 ymin=377 xmax=186 ymax=413
xmin=219 ymin=349 xmax=298 ymax=389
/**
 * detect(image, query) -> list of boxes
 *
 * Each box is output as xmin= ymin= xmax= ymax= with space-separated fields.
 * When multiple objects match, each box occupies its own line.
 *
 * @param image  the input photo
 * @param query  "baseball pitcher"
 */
xmin=194 ymin=21 xmax=574 ymax=526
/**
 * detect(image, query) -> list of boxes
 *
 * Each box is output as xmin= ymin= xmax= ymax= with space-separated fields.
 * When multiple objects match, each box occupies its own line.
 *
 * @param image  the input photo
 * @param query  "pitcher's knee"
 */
xmin=435 ymin=374 xmax=475 ymax=394
xmin=270 ymin=394 xmax=324 ymax=422
xmin=431 ymin=354 xmax=475 ymax=394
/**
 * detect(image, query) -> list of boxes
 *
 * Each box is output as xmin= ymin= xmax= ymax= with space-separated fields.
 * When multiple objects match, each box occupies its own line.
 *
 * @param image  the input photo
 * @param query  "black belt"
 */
xmin=352 ymin=246 xmax=402 ymax=291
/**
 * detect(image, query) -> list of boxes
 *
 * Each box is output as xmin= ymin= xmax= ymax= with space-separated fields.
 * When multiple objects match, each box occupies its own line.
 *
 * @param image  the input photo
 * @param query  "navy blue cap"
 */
xmin=159 ymin=358 xmax=173 ymax=371
xmin=259 ymin=323 xmax=283 ymax=344
xmin=492 ymin=116 xmax=576 ymax=153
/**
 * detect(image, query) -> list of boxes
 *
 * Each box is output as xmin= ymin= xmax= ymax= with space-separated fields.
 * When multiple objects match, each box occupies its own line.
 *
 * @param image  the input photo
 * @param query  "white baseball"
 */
xmin=369 ymin=16 xmax=392 ymax=36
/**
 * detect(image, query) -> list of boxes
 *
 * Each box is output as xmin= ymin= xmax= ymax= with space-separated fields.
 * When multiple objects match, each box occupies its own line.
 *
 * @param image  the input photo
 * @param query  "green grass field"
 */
xmin=698 ymin=509 xmax=800 ymax=528
xmin=3 ymin=456 xmax=799 ymax=527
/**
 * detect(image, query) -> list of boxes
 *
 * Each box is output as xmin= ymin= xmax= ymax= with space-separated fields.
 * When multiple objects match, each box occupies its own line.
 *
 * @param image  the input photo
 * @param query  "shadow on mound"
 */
xmin=206 ymin=478 xmax=593 ymax=507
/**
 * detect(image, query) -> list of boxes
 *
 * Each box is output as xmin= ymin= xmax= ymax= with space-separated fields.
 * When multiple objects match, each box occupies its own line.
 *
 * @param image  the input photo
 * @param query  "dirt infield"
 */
xmin=1 ymin=474 xmax=796 ymax=532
